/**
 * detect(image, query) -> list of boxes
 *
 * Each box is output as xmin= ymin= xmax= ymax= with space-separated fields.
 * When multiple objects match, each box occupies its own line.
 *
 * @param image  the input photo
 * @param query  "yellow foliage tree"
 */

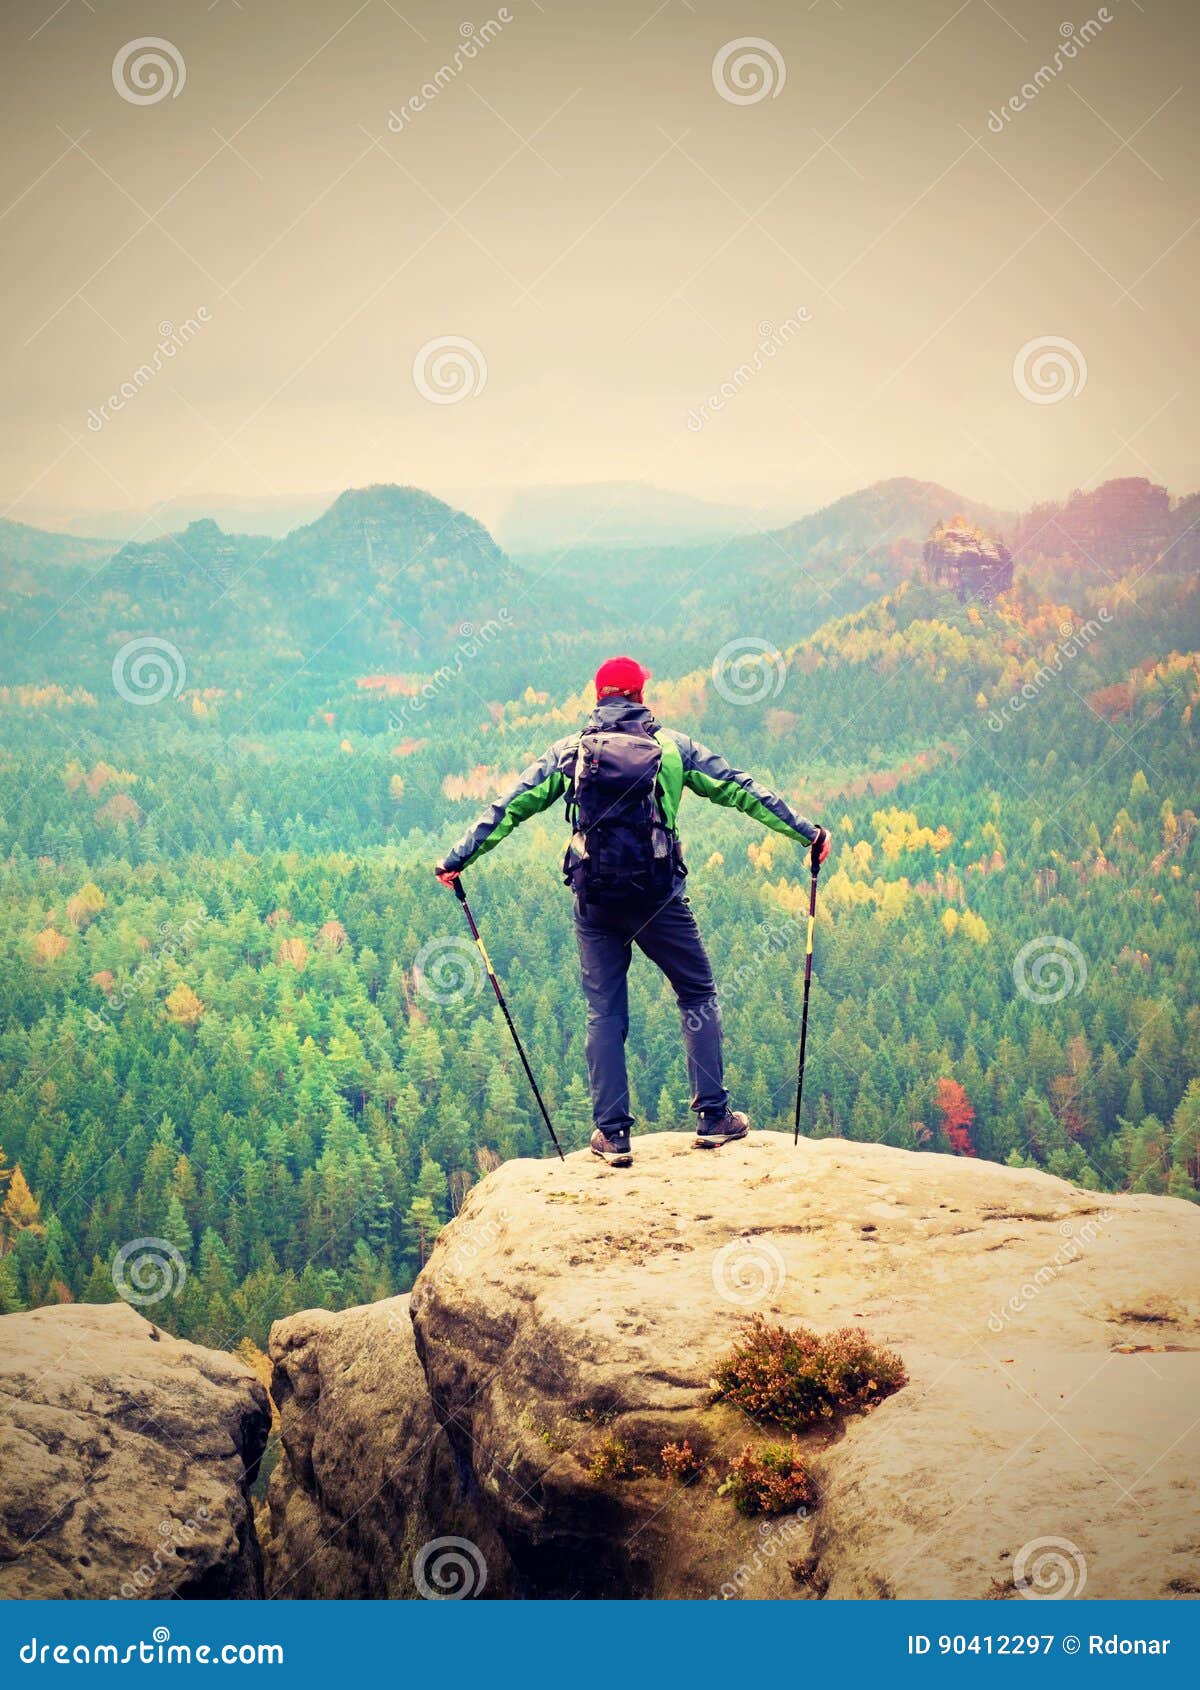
xmin=165 ymin=983 xmax=205 ymax=1026
xmin=66 ymin=881 xmax=106 ymax=930
xmin=32 ymin=927 xmax=70 ymax=963
xmin=1 ymin=1165 xmax=44 ymax=1247
xmin=277 ymin=938 xmax=308 ymax=972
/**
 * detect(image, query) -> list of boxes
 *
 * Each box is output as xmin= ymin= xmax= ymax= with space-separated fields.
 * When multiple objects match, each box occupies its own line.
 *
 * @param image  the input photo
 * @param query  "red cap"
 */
xmin=594 ymin=656 xmax=650 ymax=700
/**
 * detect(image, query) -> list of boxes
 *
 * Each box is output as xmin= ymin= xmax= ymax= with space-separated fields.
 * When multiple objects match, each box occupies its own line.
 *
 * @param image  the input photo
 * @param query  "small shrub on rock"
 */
xmin=589 ymin=1436 xmax=643 ymax=1482
xmin=712 ymin=1316 xmax=907 ymax=1430
xmin=660 ymin=1439 xmax=704 ymax=1484
xmin=724 ymin=1441 xmax=817 ymax=1517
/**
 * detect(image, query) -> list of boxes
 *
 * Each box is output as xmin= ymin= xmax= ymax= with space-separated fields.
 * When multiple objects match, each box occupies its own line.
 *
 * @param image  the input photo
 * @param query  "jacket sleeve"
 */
xmin=438 ymin=740 xmax=571 ymax=873
xmin=677 ymin=734 xmax=819 ymax=843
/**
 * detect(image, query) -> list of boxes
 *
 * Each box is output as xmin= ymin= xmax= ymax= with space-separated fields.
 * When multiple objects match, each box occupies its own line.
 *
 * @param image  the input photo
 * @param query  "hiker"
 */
xmin=436 ymin=656 xmax=829 ymax=1167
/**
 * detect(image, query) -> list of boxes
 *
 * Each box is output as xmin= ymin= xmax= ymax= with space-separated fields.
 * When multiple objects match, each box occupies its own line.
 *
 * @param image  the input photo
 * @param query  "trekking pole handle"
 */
xmin=452 ymin=877 xmax=467 ymax=903
xmin=810 ymin=828 xmax=827 ymax=878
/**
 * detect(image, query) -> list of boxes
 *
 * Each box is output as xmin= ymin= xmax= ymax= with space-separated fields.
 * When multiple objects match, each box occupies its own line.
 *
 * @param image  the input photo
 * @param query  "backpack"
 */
xmin=562 ymin=719 xmax=677 ymax=904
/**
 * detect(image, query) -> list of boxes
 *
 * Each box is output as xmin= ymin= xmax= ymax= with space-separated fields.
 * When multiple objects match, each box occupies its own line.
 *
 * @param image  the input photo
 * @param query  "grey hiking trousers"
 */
xmin=573 ymin=891 xmax=728 ymax=1135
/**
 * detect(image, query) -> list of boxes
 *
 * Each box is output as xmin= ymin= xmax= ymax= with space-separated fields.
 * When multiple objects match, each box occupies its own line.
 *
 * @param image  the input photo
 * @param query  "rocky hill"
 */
xmin=0 ymin=1302 xmax=268 ymax=1599
xmin=923 ymin=514 xmax=1014 ymax=604
xmin=3 ymin=1134 xmax=1197 ymax=1601
xmin=266 ymin=1133 xmax=1199 ymax=1601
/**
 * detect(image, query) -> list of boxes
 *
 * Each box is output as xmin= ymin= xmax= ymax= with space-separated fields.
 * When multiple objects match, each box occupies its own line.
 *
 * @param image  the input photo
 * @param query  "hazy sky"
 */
xmin=1 ymin=0 xmax=1195 ymax=534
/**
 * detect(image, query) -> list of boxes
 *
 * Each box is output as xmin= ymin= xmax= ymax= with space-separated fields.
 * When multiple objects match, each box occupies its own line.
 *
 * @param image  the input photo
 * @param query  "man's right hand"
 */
xmin=815 ymin=828 xmax=831 ymax=865
xmin=435 ymin=864 xmax=460 ymax=889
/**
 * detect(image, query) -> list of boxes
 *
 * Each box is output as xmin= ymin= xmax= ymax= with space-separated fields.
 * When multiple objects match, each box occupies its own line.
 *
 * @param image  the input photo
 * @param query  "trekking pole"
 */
xmin=793 ymin=831 xmax=826 ymax=1145
xmin=450 ymin=879 xmax=564 ymax=1161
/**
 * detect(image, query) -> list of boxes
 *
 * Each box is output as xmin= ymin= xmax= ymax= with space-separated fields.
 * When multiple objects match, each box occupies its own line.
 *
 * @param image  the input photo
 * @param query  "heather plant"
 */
xmin=723 ymin=1440 xmax=817 ymax=1517
xmin=660 ymin=1438 xmax=705 ymax=1484
xmin=712 ymin=1317 xmax=907 ymax=1430
xmin=588 ymin=1436 xmax=643 ymax=1482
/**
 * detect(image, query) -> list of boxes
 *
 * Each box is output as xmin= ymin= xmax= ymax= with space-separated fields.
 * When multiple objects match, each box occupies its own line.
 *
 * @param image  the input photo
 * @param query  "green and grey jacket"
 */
xmin=438 ymin=698 xmax=819 ymax=876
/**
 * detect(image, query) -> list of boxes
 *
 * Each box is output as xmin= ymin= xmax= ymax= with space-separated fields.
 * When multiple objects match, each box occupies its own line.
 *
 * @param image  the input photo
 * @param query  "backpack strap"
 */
xmin=653 ymin=730 xmax=683 ymax=831
xmin=563 ymin=732 xmax=583 ymax=828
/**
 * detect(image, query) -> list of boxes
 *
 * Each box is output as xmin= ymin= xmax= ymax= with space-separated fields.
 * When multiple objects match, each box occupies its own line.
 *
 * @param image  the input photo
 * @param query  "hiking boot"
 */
xmin=692 ymin=1109 xmax=750 ymax=1149
xmin=590 ymin=1127 xmax=633 ymax=1168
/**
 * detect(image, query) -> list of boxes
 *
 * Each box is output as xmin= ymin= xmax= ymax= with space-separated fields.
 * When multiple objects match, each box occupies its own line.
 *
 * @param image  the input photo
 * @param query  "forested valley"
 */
xmin=1 ymin=475 xmax=1197 ymax=1352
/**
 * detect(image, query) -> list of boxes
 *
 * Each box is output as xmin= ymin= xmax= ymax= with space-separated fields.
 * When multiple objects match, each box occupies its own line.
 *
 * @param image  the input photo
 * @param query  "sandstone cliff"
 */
xmin=267 ymin=1133 xmax=1200 ymax=1600
xmin=924 ymin=514 xmax=1013 ymax=603
xmin=0 ymin=1302 xmax=269 ymax=1599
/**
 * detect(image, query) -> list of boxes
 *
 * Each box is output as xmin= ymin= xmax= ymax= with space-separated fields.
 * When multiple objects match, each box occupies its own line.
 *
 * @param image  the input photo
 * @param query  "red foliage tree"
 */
xmin=935 ymin=1077 xmax=976 ymax=1156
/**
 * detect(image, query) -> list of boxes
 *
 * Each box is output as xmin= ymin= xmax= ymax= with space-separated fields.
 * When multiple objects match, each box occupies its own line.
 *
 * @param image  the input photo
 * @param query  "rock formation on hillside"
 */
xmin=263 ymin=1295 xmax=513 ymax=1599
xmin=267 ymin=1133 xmax=1200 ymax=1601
xmin=0 ymin=1302 xmax=269 ymax=1599
xmin=924 ymin=514 xmax=1013 ymax=604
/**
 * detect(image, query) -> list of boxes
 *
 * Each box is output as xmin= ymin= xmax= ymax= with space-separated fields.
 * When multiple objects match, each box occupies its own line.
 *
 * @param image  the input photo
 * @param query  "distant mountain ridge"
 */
xmin=5 ymin=477 xmax=1194 ymax=684
xmin=0 ymin=517 xmax=116 ymax=569
xmin=767 ymin=476 xmax=1011 ymax=563
xmin=496 ymin=480 xmax=789 ymax=552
